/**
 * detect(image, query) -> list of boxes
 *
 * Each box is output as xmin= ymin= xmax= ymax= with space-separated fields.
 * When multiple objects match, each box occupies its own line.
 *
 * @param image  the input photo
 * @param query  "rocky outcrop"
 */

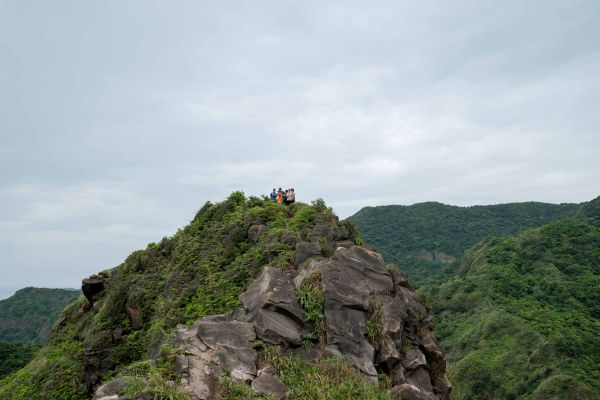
xmin=239 ymin=267 xmax=307 ymax=344
xmin=172 ymin=244 xmax=449 ymax=399
xmin=173 ymin=315 xmax=258 ymax=400
xmin=82 ymin=276 xmax=107 ymax=304
xmin=95 ymin=243 xmax=449 ymax=400
xmin=247 ymin=224 xmax=267 ymax=243
xmin=294 ymin=240 xmax=321 ymax=265
xmin=94 ymin=376 xmax=135 ymax=399
xmin=294 ymin=246 xmax=450 ymax=398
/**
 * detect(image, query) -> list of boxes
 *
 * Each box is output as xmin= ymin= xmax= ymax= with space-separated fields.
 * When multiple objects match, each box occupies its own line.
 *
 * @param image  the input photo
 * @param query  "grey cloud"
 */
xmin=0 ymin=0 xmax=599 ymax=294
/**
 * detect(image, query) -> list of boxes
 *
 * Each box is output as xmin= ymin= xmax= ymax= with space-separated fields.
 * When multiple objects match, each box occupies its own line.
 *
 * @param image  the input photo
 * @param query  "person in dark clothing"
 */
xmin=270 ymin=188 xmax=277 ymax=201
xmin=283 ymin=189 xmax=290 ymax=205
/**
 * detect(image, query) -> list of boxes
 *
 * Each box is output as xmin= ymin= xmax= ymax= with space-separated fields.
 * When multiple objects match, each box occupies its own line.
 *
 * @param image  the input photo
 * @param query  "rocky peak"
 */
xmin=4 ymin=193 xmax=449 ymax=400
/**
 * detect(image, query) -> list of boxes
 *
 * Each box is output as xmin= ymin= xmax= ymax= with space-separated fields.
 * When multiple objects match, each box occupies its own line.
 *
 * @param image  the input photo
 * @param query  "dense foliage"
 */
xmin=0 ymin=193 xmax=361 ymax=400
xmin=0 ymin=288 xmax=80 ymax=344
xmin=348 ymin=201 xmax=579 ymax=286
xmin=420 ymin=218 xmax=600 ymax=399
xmin=0 ymin=342 xmax=39 ymax=379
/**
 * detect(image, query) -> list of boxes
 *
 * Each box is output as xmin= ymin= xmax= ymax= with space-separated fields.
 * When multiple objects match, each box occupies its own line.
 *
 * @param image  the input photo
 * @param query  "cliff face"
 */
xmin=0 ymin=193 xmax=450 ymax=400
xmin=161 ymin=245 xmax=450 ymax=400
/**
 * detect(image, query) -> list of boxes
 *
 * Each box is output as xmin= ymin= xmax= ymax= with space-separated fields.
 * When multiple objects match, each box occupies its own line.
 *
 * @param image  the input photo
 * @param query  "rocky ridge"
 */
xmin=0 ymin=194 xmax=450 ymax=400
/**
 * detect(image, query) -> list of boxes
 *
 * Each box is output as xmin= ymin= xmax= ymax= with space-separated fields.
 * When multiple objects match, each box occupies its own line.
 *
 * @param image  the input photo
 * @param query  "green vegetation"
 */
xmin=264 ymin=348 xmax=390 ymax=400
xmin=0 ymin=339 xmax=87 ymax=400
xmin=0 ymin=342 xmax=39 ymax=379
xmin=366 ymin=300 xmax=384 ymax=345
xmin=0 ymin=287 xmax=80 ymax=344
xmin=296 ymin=270 xmax=326 ymax=337
xmin=420 ymin=218 xmax=600 ymax=399
xmin=115 ymin=354 xmax=191 ymax=400
xmin=0 ymin=193 xmax=343 ymax=399
xmin=348 ymin=201 xmax=579 ymax=286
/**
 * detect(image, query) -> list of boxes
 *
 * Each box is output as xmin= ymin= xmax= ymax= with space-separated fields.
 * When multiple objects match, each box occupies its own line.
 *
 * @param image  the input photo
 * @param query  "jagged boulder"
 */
xmin=173 ymin=315 xmax=259 ymax=400
xmin=82 ymin=276 xmax=107 ymax=304
xmin=251 ymin=367 xmax=289 ymax=399
xmin=239 ymin=267 xmax=307 ymax=344
xmin=294 ymin=240 xmax=321 ymax=265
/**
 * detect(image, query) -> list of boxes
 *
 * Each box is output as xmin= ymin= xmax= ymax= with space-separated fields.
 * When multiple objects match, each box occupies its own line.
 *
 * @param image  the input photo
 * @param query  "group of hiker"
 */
xmin=270 ymin=187 xmax=296 ymax=205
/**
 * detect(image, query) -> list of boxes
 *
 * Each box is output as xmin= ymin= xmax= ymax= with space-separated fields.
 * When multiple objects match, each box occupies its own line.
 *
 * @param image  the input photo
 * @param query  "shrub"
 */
xmin=296 ymin=271 xmax=325 ymax=337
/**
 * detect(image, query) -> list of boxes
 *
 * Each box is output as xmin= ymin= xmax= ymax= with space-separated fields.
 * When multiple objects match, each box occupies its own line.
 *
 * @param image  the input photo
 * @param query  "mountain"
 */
xmin=420 ymin=216 xmax=600 ymax=399
xmin=0 ymin=193 xmax=450 ymax=400
xmin=0 ymin=287 xmax=80 ymax=344
xmin=0 ymin=342 xmax=39 ymax=379
xmin=348 ymin=201 xmax=579 ymax=286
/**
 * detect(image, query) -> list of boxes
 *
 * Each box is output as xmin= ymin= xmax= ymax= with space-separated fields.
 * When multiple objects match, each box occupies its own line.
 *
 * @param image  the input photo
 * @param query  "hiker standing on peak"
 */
xmin=286 ymin=189 xmax=294 ymax=205
xmin=277 ymin=188 xmax=283 ymax=204
xmin=270 ymin=188 xmax=277 ymax=202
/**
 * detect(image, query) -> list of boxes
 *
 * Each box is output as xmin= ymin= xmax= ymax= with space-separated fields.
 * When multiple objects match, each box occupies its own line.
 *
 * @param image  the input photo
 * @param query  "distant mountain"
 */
xmin=420 ymin=216 xmax=600 ymax=399
xmin=0 ymin=287 xmax=80 ymax=344
xmin=348 ymin=201 xmax=579 ymax=286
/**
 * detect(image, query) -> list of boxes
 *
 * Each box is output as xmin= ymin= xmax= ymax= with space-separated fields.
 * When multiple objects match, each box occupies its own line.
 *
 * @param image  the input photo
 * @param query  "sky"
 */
xmin=0 ymin=0 xmax=599 ymax=297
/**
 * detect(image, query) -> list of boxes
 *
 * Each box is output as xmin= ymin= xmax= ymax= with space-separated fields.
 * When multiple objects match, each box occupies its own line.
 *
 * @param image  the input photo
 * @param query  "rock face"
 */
xmin=298 ymin=246 xmax=450 ymax=398
xmin=173 ymin=315 xmax=258 ymax=400
xmin=240 ymin=267 xmax=307 ymax=344
xmin=95 ymin=242 xmax=450 ymax=400
xmin=171 ymin=244 xmax=450 ymax=400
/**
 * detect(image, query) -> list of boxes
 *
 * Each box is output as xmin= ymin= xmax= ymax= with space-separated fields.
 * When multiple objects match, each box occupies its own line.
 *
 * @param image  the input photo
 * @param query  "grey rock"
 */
xmin=403 ymin=347 xmax=427 ymax=370
xmin=390 ymin=384 xmax=437 ymax=400
xmin=280 ymin=231 xmax=298 ymax=246
xmin=294 ymin=241 xmax=321 ymax=265
xmin=420 ymin=333 xmax=445 ymax=368
xmin=174 ymin=316 xmax=257 ymax=400
xmin=248 ymin=224 xmax=267 ymax=243
xmin=388 ymin=267 xmax=411 ymax=289
xmin=240 ymin=267 xmax=306 ymax=344
xmin=406 ymin=367 xmax=434 ymax=395
xmin=335 ymin=240 xmax=355 ymax=249
xmin=126 ymin=305 xmax=142 ymax=330
xmin=390 ymin=365 xmax=406 ymax=386
xmin=316 ymin=246 xmax=394 ymax=378
xmin=94 ymin=376 xmax=135 ymax=398
xmin=251 ymin=371 xmax=289 ymax=399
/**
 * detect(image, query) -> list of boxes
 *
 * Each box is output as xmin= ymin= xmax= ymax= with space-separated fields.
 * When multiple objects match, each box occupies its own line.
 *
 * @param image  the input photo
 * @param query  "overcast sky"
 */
xmin=1 ymin=0 xmax=599 ymax=297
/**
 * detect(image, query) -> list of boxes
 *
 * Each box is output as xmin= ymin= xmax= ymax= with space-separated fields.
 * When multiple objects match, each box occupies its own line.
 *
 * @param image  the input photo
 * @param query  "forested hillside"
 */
xmin=420 ymin=217 xmax=600 ymax=399
xmin=0 ymin=287 xmax=80 ymax=344
xmin=0 ymin=342 xmax=39 ymax=379
xmin=348 ymin=201 xmax=579 ymax=286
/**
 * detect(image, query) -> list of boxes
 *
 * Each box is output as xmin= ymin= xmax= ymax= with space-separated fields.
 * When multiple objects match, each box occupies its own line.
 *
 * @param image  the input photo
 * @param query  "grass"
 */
xmin=263 ymin=348 xmax=391 ymax=400
xmin=366 ymin=300 xmax=384 ymax=345
xmin=296 ymin=271 xmax=325 ymax=337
